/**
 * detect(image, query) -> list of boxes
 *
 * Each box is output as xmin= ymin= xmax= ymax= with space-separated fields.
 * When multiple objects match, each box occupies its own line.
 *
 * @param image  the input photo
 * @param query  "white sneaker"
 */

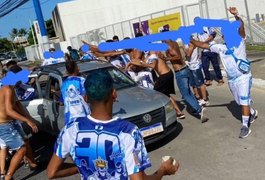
xmin=199 ymin=107 xmax=209 ymax=123
xmin=198 ymin=99 xmax=210 ymax=107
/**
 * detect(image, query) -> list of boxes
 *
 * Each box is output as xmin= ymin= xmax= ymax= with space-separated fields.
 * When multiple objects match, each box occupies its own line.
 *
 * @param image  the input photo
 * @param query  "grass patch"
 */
xmin=246 ymin=44 xmax=265 ymax=51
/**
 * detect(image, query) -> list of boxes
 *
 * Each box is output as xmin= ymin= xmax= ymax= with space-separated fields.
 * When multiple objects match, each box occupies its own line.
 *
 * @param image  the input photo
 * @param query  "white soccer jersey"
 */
xmin=55 ymin=115 xmax=151 ymax=180
xmin=209 ymin=39 xmax=251 ymax=81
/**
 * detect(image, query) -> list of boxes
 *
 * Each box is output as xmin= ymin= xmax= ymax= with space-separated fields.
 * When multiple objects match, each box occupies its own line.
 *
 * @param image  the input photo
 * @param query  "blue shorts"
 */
xmin=0 ymin=121 xmax=25 ymax=151
xmin=190 ymin=68 xmax=205 ymax=87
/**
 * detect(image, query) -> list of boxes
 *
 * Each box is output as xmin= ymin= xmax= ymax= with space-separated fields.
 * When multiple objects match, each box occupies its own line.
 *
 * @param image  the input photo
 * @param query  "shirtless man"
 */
xmin=0 ymin=66 xmax=38 ymax=179
xmin=130 ymin=51 xmax=185 ymax=119
xmin=161 ymin=30 xmax=208 ymax=122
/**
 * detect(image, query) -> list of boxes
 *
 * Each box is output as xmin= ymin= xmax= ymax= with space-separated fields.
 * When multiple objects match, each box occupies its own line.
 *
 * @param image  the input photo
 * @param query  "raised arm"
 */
xmin=81 ymin=40 xmax=99 ymax=52
xmin=190 ymin=38 xmax=210 ymax=50
xmin=184 ymin=43 xmax=195 ymax=58
xmin=228 ymin=7 xmax=246 ymax=39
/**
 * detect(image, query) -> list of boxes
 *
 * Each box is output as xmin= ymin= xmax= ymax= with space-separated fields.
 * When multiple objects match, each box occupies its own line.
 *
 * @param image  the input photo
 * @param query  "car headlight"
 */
xmin=165 ymin=101 xmax=174 ymax=114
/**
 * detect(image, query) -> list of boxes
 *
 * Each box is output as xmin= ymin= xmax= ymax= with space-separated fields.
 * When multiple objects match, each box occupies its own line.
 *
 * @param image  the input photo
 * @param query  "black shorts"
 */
xmin=154 ymin=70 xmax=175 ymax=97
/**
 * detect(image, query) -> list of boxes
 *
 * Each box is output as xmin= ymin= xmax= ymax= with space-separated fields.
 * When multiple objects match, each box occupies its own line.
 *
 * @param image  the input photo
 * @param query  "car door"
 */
xmin=42 ymin=73 xmax=64 ymax=133
xmin=20 ymin=73 xmax=49 ymax=132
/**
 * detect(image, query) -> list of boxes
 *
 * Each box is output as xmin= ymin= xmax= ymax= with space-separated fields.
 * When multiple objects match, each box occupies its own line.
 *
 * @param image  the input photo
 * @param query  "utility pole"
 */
xmin=223 ymin=0 xmax=229 ymax=20
xmin=33 ymin=0 xmax=49 ymax=55
xmin=244 ymin=0 xmax=253 ymax=42
xmin=29 ymin=19 xmax=41 ymax=60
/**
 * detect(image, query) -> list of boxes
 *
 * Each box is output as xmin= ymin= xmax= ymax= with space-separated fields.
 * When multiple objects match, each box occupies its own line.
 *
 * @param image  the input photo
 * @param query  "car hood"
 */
xmin=113 ymin=86 xmax=169 ymax=119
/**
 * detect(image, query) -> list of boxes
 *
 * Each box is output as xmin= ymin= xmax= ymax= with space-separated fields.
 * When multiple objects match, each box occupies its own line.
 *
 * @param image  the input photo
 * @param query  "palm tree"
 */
xmin=18 ymin=28 xmax=27 ymax=36
xmin=10 ymin=28 xmax=18 ymax=40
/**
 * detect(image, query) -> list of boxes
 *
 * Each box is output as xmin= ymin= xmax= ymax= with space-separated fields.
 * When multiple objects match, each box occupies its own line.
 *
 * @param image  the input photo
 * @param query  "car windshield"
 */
xmin=81 ymin=67 xmax=136 ymax=90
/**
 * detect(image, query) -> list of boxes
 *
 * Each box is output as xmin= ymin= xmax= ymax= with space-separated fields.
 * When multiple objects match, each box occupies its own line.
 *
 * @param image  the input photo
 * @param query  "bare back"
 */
xmin=0 ymin=86 xmax=16 ymax=123
xmin=166 ymin=40 xmax=186 ymax=71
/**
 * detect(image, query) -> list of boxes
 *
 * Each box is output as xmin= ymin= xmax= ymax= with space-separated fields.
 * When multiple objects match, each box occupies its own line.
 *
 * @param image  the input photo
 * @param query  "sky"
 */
xmin=0 ymin=0 xmax=72 ymax=39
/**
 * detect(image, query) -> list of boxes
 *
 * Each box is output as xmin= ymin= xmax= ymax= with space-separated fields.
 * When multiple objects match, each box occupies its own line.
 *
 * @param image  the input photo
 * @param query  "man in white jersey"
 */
xmin=191 ymin=7 xmax=258 ymax=138
xmin=47 ymin=70 xmax=179 ymax=180
xmin=59 ymin=61 xmax=90 ymax=125
xmin=184 ymin=34 xmax=209 ymax=106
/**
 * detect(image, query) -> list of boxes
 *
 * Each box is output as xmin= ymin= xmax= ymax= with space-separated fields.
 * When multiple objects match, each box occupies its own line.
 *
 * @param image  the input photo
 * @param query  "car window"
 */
xmin=49 ymin=77 xmax=61 ymax=101
xmin=81 ymin=67 xmax=136 ymax=90
xmin=38 ymin=74 xmax=49 ymax=98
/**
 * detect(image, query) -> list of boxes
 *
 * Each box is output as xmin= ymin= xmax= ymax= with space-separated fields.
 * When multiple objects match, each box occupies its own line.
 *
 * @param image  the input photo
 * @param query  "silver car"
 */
xmin=21 ymin=61 xmax=177 ymax=145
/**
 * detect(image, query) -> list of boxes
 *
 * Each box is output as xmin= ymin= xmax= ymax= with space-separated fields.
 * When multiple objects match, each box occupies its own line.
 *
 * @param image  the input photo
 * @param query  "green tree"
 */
xmin=9 ymin=28 xmax=19 ymax=40
xmin=46 ymin=19 xmax=56 ymax=38
xmin=28 ymin=19 xmax=56 ymax=45
xmin=18 ymin=28 xmax=28 ymax=36
xmin=0 ymin=38 xmax=13 ymax=52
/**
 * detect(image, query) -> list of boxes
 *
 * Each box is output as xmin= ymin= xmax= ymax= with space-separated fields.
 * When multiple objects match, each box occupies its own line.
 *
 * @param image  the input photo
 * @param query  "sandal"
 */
xmin=205 ymin=80 xmax=212 ymax=86
xmin=177 ymin=113 xmax=185 ymax=119
xmin=217 ymin=80 xmax=224 ymax=86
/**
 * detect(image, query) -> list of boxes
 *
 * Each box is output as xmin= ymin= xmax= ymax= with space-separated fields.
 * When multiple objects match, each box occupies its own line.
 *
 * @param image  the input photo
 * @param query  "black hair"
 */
xmin=67 ymin=46 xmax=72 ymax=50
xmin=112 ymin=35 xmax=119 ymax=41
xmin=106 ymin=39 xmax=114 ymax=43
xmin=84 ymin=69 xmax=114 ymax=102
xmin=135 ymin=32 xmax=143 ymax=37
xmin=9 ymin=65 xmax=22 ymax=73
xmin=6 ymin=60 xmax=17 ymax=69
xmin=161 ymin=29 xmax=169 ymax=32
xmin=123 ymin=37 xmax=130 ymax=40
xmin=65 ymin=60 xmax=78 ymax=74
xmin=49 ymin=48 xmax=55 ymax=52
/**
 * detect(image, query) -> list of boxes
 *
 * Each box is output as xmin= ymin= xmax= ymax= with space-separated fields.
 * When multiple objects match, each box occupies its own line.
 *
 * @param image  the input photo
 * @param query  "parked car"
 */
xmin=21 ymin=61 xmax=177 ymax=145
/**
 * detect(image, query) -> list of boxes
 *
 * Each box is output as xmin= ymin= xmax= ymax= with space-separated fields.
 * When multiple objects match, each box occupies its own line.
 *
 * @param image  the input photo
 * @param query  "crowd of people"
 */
xmin=0 ymin=6 xmax=259 ymax=180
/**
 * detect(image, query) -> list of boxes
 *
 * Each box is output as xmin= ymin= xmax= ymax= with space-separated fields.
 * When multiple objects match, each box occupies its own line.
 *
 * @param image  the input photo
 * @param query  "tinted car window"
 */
xmin=81 ymin=67 xmax=136 ymax=90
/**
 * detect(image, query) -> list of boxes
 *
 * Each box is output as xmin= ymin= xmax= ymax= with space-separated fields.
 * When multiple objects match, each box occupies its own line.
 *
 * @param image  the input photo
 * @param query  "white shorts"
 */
xmin=128 ymin=71 xmax=154 ymax=89
xmin=228 ymin=76 xmax=252 ymax=106
xmin=0 ymin=138 xmax=6 ymax=149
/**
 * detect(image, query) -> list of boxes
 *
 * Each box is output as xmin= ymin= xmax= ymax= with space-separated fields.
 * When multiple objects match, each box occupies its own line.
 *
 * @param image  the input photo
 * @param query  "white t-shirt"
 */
xmin=209 ymin=39 xmax=251 ymax=81
xmin=185 ymin=44 xmax=201 ymax=70
xmin=198 ymin=27 xmax=217 ymax=52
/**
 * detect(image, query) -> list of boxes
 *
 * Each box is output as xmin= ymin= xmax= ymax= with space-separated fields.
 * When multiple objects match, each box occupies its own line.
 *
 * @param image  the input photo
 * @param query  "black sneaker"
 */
xmin=239 ymin=126 xmax=251 ymax=138
xmin=250 ymin=109 xmax=258 ymax=124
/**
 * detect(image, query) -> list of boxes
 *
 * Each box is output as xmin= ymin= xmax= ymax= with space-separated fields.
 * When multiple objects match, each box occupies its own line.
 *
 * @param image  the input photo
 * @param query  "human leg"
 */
xmin=229 ymin=76 xmax=253 ymax=138
xmin=14 ymin=122 xmax=37 ymax=169
xmin=209 ymin=52 xmax=223 ymax=83
xmin=175 ymin=69 xmax=201 ymax=113
xmin=5 ymin=146 xmax=26 ymax=180
xmin=201 ymin=52 xmax=211 ymax=85
xmin=191 ymin=69 xmax=209 ymax=106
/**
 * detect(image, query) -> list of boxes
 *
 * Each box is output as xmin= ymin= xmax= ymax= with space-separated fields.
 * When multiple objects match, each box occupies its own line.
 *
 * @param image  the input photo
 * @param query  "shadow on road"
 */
xmin=208 ymin=100 xmax=241 ymax=121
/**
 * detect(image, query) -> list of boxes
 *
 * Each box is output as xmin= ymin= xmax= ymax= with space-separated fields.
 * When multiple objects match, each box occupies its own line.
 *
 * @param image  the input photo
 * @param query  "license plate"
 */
xmin=140 ymin=122 xmax=164 ymax=138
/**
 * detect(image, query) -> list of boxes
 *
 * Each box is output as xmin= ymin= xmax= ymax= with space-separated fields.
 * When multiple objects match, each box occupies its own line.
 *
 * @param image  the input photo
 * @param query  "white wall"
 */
xmin=54 ymin=0 xmax=265 ymax=45
xmin=56 ymin=0 xmax=199 ymax=42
